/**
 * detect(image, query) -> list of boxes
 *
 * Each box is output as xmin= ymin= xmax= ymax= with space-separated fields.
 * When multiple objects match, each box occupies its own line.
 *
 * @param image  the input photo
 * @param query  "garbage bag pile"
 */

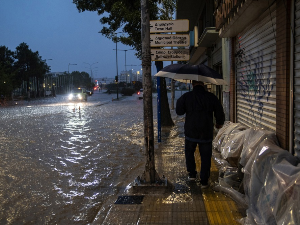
xmin=212 ymin=121 xmax=300 ymax=225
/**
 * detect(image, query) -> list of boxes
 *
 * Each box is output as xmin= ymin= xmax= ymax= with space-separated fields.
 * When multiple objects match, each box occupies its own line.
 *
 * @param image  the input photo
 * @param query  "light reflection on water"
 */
xmin=0 ymin=93 xmax=146 ymax=224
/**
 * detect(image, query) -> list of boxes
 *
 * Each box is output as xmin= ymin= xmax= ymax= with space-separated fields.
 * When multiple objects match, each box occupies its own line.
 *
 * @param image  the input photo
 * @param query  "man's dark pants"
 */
xmin=185 ymin=139 xmax=212 ymax=185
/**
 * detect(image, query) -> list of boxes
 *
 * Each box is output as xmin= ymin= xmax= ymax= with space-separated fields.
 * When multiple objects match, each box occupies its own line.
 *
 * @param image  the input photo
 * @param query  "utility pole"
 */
xmin=113 ymin=49 xmax=134 ymax=85
xmin=141 ymin=0 xmax=157 ymax=183
xmin=115 ymin=34 xmax=119 ymax=99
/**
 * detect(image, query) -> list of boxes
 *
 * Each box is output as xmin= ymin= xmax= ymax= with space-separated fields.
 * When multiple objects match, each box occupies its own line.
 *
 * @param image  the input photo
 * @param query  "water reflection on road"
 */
xmin=0 ymin=93 xmax=146 ymax=224
xmin=0 ymin=90 xmax=187 ymax=224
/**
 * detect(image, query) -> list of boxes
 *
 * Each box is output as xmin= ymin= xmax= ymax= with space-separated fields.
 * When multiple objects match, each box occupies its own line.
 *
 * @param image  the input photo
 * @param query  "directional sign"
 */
xmin=150 ymin=20 xmax=189 ymax=33
xmin=150 ymin=34 xmax=190 ymax=47
xmin=151 ymin=49 xmax=190 ymax=61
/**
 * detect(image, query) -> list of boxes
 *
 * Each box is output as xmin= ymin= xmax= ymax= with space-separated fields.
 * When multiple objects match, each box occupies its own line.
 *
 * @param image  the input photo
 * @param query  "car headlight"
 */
xmin=68 ymin=94 xmax=73 ymax=100
xmin=77 ymin=94 xmax=82 ymax=100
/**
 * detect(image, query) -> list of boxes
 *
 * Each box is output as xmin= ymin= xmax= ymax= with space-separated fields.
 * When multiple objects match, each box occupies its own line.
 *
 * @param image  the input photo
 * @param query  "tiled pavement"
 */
xmin=102 ymin=125 xmax=246 ymax=224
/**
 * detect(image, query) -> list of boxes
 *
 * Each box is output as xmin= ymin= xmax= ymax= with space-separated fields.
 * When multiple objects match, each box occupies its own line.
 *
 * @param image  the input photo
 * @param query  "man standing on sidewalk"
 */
xmin=176 ymin=80 xmax=225 ymax=188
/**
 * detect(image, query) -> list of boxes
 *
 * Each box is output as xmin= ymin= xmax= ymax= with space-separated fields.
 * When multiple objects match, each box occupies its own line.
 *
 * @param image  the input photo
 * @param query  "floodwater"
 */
xmin=0 ymin=91 xmax=185 ymax=225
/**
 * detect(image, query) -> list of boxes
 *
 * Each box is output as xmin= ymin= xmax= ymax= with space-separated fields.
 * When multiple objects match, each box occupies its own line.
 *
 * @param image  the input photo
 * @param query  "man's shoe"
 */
xmin=188 ymin=175 xmax=196 ymax=181
xmin=200 ymin=184 xmax=209 ymax=189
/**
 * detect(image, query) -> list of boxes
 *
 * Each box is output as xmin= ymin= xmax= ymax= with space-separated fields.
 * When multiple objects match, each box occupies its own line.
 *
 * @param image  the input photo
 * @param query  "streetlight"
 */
xmin=42 ymin=58 xmax=52 ymax=62
xmin=113 ymin=49 xmax=134 ymax=71
xmin=84 ymin=62 xmax=98 ymax=78
xmin=110 ymin=32 xmax=123 ymax=99
xmin=99 ymin=31 xmax=124 ymax=98
xmin=113 ymin=49 xmax=134 ymax=84
xmin=85 ymin=64 xmax=98 ymax=86
xmin=68 ymin=63 xmax=77 ymax=73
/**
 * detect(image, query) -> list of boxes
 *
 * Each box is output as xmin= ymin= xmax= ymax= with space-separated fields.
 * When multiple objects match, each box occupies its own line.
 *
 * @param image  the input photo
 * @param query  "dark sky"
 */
xmin=0 ymin=0 xmax=143 ymax=79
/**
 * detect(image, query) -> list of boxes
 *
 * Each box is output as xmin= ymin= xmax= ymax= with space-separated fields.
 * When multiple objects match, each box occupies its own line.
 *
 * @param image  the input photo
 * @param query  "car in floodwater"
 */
xmin=68 ymin=87 xmax=87 ymax=101
xmin=86 ymin=90 xmax=93 ymax=96
xmin=137 ymin=88 xmax=143 ymax=100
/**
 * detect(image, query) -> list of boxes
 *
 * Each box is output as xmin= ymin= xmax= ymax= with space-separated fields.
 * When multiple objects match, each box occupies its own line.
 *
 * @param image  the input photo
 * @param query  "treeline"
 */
xmin=0 ymin=42 xmax=50 ymax=98
xmin=0 ymin=42 xmax=94 ymax=99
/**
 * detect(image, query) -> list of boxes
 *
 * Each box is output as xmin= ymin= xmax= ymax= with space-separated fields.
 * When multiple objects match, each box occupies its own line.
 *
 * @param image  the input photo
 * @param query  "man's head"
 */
xmin=192 ymin=80 xmax=204 ymax=87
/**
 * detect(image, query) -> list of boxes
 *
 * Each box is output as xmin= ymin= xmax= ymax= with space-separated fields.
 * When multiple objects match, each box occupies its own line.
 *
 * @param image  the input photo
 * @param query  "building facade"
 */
xmin=177 ymin=0 xmax=298 ymax=157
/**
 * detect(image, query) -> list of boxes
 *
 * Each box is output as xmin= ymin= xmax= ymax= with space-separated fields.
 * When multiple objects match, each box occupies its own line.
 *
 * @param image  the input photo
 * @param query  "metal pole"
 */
xmin=125 ymin=50 xmax=127 ymax=72
xmin=116 ymin=35 xmax=119 ymax=99
xmin=155 ymin=61 xmax=163 ymax=143
xmin=157 ymin=76 xmax=161 ymax=143
xmin=125 ymin=50 xmax=127 ymax=84
xmin=170 ymin=35 xmax=175 ymax=109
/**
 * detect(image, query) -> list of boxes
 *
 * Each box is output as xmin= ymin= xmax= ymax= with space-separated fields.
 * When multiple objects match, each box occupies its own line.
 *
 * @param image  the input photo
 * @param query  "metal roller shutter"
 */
xmin=235 ymin=3 xmax=276 ymax=131
xmin=294 ymin=0 xmax=300 ymax=157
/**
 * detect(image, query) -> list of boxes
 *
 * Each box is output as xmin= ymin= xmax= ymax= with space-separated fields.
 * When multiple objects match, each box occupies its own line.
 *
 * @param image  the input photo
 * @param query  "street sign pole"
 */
xmin=150 ymin=19 xmax=189 ymax=144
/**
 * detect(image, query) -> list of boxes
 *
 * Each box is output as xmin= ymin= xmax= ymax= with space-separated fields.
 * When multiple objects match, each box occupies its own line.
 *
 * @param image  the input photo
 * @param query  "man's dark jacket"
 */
xmin=176 ymin=85 xmax=225 ymax=141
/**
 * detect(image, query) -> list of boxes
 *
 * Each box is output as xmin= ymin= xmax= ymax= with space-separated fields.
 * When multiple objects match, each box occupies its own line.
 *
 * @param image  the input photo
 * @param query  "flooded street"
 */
xmin=0 ymin=91 xmax=186 ymax=224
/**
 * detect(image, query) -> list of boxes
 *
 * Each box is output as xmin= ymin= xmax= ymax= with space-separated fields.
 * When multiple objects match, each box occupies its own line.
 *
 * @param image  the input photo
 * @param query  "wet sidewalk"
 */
xmin=100 ymin=123 xmax=245 ymax=225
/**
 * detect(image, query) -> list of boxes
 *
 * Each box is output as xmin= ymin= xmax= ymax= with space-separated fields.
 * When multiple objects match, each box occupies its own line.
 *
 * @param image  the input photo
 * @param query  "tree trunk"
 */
xmin=141 ymin=0 xmax=156 ymax=183
xmin=26 ymin=79 xmax=30 ymax=99
xmin=36 ymin=76 xmax=40 ymax=97
xmin=160 ymin=78 xmax=174 ymax=126
xmin=155 ymin=61 xmax=174 ymax=127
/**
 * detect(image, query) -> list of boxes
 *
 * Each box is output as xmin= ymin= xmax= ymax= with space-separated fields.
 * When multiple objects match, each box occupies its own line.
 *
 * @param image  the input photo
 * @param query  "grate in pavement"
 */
xmin=114 ymin=195 xmax=144 ymax=204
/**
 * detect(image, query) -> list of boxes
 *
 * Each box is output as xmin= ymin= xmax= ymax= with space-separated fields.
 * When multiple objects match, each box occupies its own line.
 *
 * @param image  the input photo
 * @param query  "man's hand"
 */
xmin=215 ymin=124 xmax=223 ymax=129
